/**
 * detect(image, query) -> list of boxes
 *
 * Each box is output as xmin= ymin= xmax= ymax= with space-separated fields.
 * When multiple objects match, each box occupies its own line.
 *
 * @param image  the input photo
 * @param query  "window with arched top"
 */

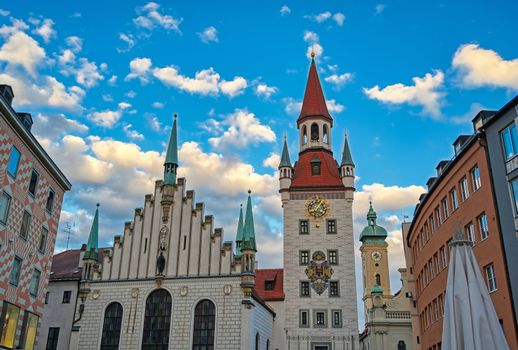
xmin=101 ymin=302 xmax=123 ymax=350
xmin=311 ymin=123 xmax=319 ymax=141
xmin=255 ymin=333 xmax=260 ymax=350
xmin=302 ymin=125 xmax=308 ymax=144
xmin=266 ymin=339 xmax=270 ymax=350
xmin=375 ymin=273 xmax=381 ymax=286
xmin=323 ymin=124 xmax=328 ymax=144
xmin=142 ymin=289 xmax=172 ymax=350
xmin=192 ymin=299 xmax=216 ymax=350
xmin=397 ymin=340 xmax=407 ymax=350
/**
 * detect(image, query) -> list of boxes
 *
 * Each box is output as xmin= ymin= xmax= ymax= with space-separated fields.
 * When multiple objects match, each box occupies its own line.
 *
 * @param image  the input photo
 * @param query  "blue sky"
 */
xmin=2 ymin=0 xmax=517 ymax=326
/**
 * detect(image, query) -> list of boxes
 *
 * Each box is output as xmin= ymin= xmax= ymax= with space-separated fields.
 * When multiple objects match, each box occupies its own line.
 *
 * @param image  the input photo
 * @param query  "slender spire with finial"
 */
xmin=164 ymin=114 xmax=179 ymax=185
xmin=235 ymin=204 xmax=244 ymax=254
xmin=341 ymin=131 xmax=354 ymax=166
xmin=241 ymin=190 xmax=257 ymax=251
xmin=84 ymin=203 xmax=100 ymax=261
xmin=279 ymin=134 xmax=292 ymax=168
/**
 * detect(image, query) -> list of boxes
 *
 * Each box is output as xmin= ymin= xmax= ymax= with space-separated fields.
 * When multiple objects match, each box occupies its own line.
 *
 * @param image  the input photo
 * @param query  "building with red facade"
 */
xmin=0 ymin=85 xmax=71 ymax=349
xmin=403 ymin=98 xmax=518 ymax=350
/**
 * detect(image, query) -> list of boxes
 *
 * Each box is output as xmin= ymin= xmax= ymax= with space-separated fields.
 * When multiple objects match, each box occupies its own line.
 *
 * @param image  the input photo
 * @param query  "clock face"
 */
xmin=371 ymin=251 xmax=382 ymax=262
xmin=305 ymin=197 xmax=329 ymax=219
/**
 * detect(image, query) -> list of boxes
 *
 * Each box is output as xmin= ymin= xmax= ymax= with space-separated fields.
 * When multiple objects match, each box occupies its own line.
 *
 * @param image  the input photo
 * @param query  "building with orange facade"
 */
xmin=403 ymin=98 xmax=518 ymax=349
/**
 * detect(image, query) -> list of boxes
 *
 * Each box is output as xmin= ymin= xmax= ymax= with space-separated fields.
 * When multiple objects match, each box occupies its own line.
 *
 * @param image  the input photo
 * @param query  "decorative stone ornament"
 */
xmin=131 ymin=288 xmax=139 ymax=298
xmin=305 ymin=251 xmax=334 ymax=295
xmin=92 ymin=290 xmax=101 ymax=299
xmin=224 ymin=285 xmax=232 ymax=295
xmin=180 ymin=286 xmax=188 ymax=296
xmin=159 ymin=226 xmax=169 ymax=251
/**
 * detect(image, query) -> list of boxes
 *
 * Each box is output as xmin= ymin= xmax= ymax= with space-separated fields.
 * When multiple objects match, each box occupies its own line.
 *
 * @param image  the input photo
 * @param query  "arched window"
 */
xmin=302 ymin=125 xmax=308 ymax=144
xmin=323 ymin=124 xmax=328 ymax=144
xmin=101 ymin=302 xmax=123 ymax=350
xmin=375 ymin=273 xmax=381 ymax=286
xmin=266 ymin=339 xmax=270 ymax=350
xmin=397 ymin=340 xmax=407 ymax=350
xmin=255 ymin=333 xmax=260 ymax=350
xmin=142 ymin=289 xmax=172 ymax=350
xmin=192 ymin=299 xmax=216 ymax=350
xmin=311 ymin=123 xmax=319 ymax=141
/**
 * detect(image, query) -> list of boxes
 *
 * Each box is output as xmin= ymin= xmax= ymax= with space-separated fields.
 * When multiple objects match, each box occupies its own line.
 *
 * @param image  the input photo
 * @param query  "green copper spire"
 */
xmin=235 ymin=204 xmax=244 ymax=254
xmin=279 ymin=135 xmax=292 ymax=168
xmin=241 ymin=190 xmax=257 ymax=251
xmin=341 ymin=132 xmax=354 ymax=166
xmin=83 ymin=204 xmax=99 ymax=261
xmin=164 ymin=114 xmax=179 ymax=185
xmin=360 ymin=201 xmax=388 ymax=242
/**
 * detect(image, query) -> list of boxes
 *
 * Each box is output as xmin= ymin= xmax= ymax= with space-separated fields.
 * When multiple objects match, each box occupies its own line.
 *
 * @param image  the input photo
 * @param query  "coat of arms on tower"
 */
xmin=305 ymin=251 xmax=333 ymax=295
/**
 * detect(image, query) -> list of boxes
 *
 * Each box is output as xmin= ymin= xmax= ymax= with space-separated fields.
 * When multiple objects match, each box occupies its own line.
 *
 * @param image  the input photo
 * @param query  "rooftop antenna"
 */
xmin=64 ymin=221 xmax=76 ymax=250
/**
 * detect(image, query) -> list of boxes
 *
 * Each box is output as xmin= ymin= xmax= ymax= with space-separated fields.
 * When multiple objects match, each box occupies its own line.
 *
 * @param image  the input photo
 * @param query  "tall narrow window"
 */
xmin=300 ymin=281 xmax=310 ymax=297
xmin=39 ymin=227 xmax=48 ymax=253
xmin=28 ymin=170 xmax=39 ymax=196
xmin=300 ymin=250 xmax=309 ymax=265
xmin=0 ymin=191 xmax=12 ymax=225
xmin=331 ymin=310 xmax=342 ymax=328
xmin=501 ymin=123 xmax=518 ymax=160
xmin=20 ymin=210 xmax=31 ymax=239
xmin=62 ymin=291 xmax=72 ymax=303
xmin=485 ymin=264 xmax=497 ymax=292
xmin=375 ymin=273 xmax=381 ymax=286
xmin=435 ymin=206 xmax=442 ymax=226
xmin=101 ymin=302 xmax=123 ymax=350
xmin=46 ymin=328 xmax=60 ymax=350
xmin=323 ymin=124 xmax=328 ymax=144
xmin=460 ymin=177 xmax=469 ymax=200
xmin=7 ymin=145 xmax=20 ymax=177
xmin=441 ymin=198 xmax=449 ymax=219
xmin=255 ymin=333 xmax=260 ymax=350
xmin=449 ymin=188 xmax=458 ymax=210
xmin=326 ymin=219 xmax=336 ymax=234
xmin=299 ymin=310 xmax=309 ymax=327
xmin=9 ymin=256 xmax=22 ymax=286
xmin=440 ymin=246 xmax=447 ymax=269
xmin=310 ymin=123 xmax=319 ymax=141
xmin=192 ymin=299 xmax=216 ymax=350
xmin=465 ymin=223 xmax=475 ymax=243
xmin=46 ymin=189 xmax=55 ymax=213
xmin=29 ymin=269 xmax=41 ymax=297
xmin=142 ymin=289 xmax=172 ymax=350
xmin=328 ymin=250 xmax=338 ymax=265
xmin=478 ymin=213 xmax=489 ymax=240
xmin=471 ymin=166 xmax=481 ymax=191
xmin=20 ymin=312 xmax=38 ymax=350
xmin=329 ymin=281 xmax=339 ymax=297
xmin=512 ymin=179 xmax=518 ymax=214
xmin=299 ymin=220 xmax=309 ymax=234
xmin=398 ymin=340 xmax=407 ymax=350
xmin=302 ymin=125 xmax=307 ymax=144
xmin=0 ymin=303 xmax=21 ymax=348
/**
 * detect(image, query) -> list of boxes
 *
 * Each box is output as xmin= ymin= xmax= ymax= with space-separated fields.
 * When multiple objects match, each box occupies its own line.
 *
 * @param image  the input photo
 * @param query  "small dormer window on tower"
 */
xmin=311 ymin=156 xmax=321 ymax=175
xmin=311 ymin=123 xmax=319 ymax=142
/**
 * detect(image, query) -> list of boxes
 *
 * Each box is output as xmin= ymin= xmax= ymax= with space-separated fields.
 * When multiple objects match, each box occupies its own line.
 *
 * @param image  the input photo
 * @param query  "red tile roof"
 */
xmin=291 ymin=151 xmax=344 ymax=189
xmin=254 ymin=268 xmax=284 ymax=301
xmin=50 ymin=250 xmax=82 ymax=280
xmin=297 ymin=59 xmax=332 ymax=126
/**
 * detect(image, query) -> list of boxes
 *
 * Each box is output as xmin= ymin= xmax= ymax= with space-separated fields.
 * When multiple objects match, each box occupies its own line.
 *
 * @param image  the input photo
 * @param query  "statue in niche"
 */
xmin=159 ymin=226 xmax=168 ymax=251
xmin=156 ymin=252 xmax=166 ymax=276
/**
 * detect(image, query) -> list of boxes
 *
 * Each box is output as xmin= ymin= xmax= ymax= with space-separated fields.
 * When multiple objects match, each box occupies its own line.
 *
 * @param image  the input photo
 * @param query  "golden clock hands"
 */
xmin=310 ymin=201 xmax=322 ymax=213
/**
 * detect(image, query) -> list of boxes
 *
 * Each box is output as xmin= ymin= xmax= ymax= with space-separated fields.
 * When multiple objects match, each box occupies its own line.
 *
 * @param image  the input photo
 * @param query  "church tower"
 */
xmin=281 ymin=53 xmax=359 ymax=349
xmin=359 ymin=202 xmax=391 ymax=316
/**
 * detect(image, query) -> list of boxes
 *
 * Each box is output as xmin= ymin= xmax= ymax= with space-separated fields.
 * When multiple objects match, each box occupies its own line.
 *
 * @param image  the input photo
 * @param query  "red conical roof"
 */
xmin=297 ymin=58 xmax=332 ymax=125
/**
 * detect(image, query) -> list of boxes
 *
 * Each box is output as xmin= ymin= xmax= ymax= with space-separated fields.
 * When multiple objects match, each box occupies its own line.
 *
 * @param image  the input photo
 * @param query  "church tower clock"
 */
xmin=280 ymin=53 xmax=359 ymax=350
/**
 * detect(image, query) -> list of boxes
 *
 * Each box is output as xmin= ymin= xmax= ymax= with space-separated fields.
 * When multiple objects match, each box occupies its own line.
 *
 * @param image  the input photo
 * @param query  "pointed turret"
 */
xmin=163 ymin=114 xmax=179 ymax=185
xmin=241 ymin=191 xmax=257 ymax=251
xmin=235 ymin=204 xmax=244 ymax=254
xmin=279 ymin=136 xmax=292 ymax=168
xmin=83 ymin=204 xmax=100 ymax=261
xmin=341 ymin=132 xmax=354 ymax=166
xmin=340 ymin=132 xmax=355 ymax=193
xmin=279 ymin=136 xmax=293 ymax=204
xmin=298 ymin=57 xmax=332 ymax=125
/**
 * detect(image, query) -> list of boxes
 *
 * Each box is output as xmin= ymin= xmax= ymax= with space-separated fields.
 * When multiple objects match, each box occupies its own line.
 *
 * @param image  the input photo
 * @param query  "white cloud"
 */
xmin=280 ymin=5 xmax=291 ymax=15
xmin=375 ymin=4 xmax=386 ymax=14
xmin=305 ymin=11 xmax=332 ymax=23
xmin=148 ymin=116 xmax=162 ymax=131
xmin=219 ymin=76 xmax=248 ymax=97
xmin=153 ymin=66 xmax=220 ymax=95
xmin=0 ymin=9 xmax=10 ymax=16
xmin=302 ymin=31 xmax=323 ymax=60
xmin=333 ymin=13 xmax=345 ymax=26
xmin=284 ymin=97 xmax=344 ymax=115
xmin=108 ymin=75 xmax=118 ymax=85
xmin=65 ymin=36 xmax=83 ymax=52
xmin=33 ymin=19 xmax=56 ymax=43
xmin=263 ymin=153 xmax=280 ymax=169
xmin=32 ymin=113 xmax=88 ymax=140
xmin=452 ymin=43 xmax=518 ymax=90
xmin=134 ymin=2 xmax=182 ymax=33
xmin=125 ymin=90 xmax=137 ymax=98
xmin=126 ymin=57 xmax=153 ymax=82
xmin=118 ymin=33 xmax=135 ymax=52
xmin=123 ymin=124 xmax=145 ymax=140
xmin=0 ymin=31 xmax=46 ymax=76
xmin=152 ymin=101 xmax=164 ymax=109
xmin=303 ymin=31 xmax=319 ymax=43
xmin=325 ymin=72 xmax=353 ymax=88
xmin=363 ymin=70 xmax=445 ymax=117
xmin=74 ymin=58 xmax=104 ymax=88
xmin=58 ymin=49 xmax=75 ymax=65
xmin=208 ymin=109 xmax=276 ymax=151
xmin=87 ymin=109 xmax=122 ymax=128
xmin=0 ymin=18 xmax=29 ymax=38
xmin=102 ymin=94 xmax=113 ymax=102
xmin=197 ymin=26 xmax=218 ymax=44
xmin=450 ymin=102 xmax=485 ymax=125
xmin=255 ymin=83 xmax=278 ymax=99
xmin=118 ymin=102 xmax=131 ymax=110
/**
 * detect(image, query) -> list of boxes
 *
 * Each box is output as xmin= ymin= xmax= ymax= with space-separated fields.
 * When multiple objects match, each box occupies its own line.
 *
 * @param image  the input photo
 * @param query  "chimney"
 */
xmin=16 ymin=113 xmax=33 ymax=132
xmin=0 ymin=85 xmax=14 ymax=105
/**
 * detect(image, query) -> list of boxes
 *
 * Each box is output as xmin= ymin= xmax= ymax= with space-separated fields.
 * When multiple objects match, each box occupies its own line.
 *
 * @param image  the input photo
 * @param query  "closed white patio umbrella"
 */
xmin=442 ymin=239 xmax=509 ymax=350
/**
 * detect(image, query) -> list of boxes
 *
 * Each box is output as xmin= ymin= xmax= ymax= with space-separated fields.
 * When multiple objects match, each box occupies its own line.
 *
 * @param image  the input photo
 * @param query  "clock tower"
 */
xmin=359 ymin=202 xmax=391 ymax=316
xmin=279 ymin=53 xmax=359 ymax=350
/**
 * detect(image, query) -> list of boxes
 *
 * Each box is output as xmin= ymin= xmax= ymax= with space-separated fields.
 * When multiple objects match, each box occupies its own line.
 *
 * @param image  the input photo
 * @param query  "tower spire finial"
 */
xmin=84 ymin=204 xmax=100 ymax=261
xmin=164 ymin=114 xmax=179 ymax=185
xmin=311 ymin=45 xmax=315 ymax=60
xmin=241 ymin=191 xmax=257 ymax=251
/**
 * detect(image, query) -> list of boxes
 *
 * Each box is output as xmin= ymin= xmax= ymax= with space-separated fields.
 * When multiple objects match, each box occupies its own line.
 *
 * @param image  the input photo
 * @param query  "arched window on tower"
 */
xmin=302 ymin=125 xmax=308 ymax=144
xmin=398 ymin=340 xmax=407 ymax=350
xmin=323 ymin=124 xmax=328 ymax=144
xmin=100 ymin=302 xmax=123 ymax=350
xmin=142 ymin=289 xmax=172 ymax=350
xmin=375 ymin=273 xmax=381 ymax=286
xmin=192 ymin=299 xmax=216 ymax=350
xmin=255 ymin=333 xmax=260 ymax=350
xmin=311 ymin=123 xmax=319 ymax=142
